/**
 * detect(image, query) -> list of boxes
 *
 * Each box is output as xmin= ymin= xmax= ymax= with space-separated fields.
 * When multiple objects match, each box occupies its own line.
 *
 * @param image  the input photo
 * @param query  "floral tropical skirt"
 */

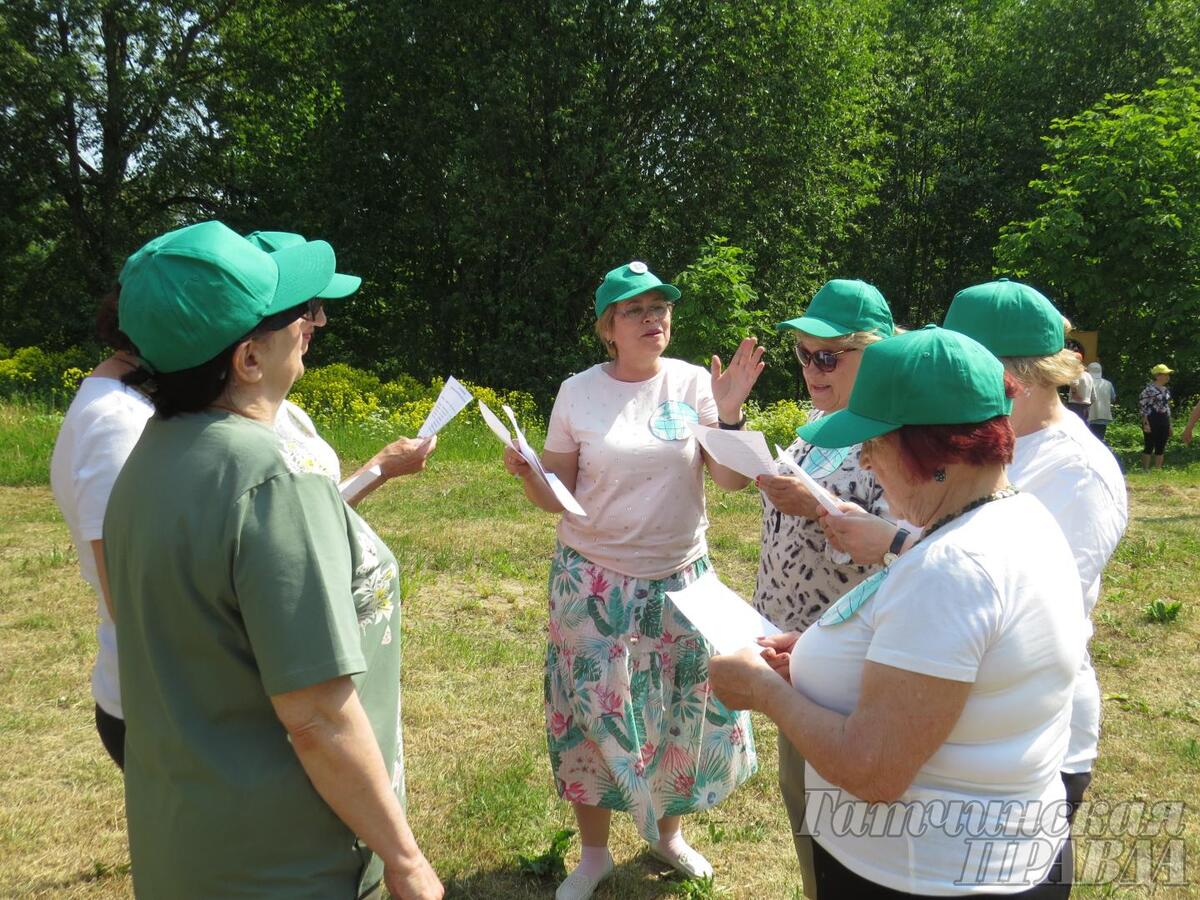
xmin=544 ymin=542 xmax=757 ymax=841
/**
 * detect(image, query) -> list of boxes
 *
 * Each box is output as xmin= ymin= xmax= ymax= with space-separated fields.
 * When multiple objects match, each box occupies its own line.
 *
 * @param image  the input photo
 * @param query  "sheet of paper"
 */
xmin=775 ymin=444 xmax=844 ymax=517
xmin=489 ymin=403 xmax=588 ymax=517
xmin=476 ymin=399 xmax=512 ymax=445
xmin=418 ymin=376 xmax=473 ymax=438
xmin=666 ymin=570 xmax=782 ymax=656
xmin=338 ymin=464 xmax=382 ymax=500
xmin=686 ymin=422 xmax=776 ymax=479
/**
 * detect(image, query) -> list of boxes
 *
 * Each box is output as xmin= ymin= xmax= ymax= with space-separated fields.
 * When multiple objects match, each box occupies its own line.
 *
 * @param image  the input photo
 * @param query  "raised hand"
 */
xmin=711 ymin=337 xmax=766 ymax=424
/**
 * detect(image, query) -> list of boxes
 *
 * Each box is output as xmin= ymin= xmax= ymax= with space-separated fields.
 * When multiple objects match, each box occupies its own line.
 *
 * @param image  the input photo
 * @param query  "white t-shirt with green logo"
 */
xmin=105 ymin=410 xmax=402 ymax=899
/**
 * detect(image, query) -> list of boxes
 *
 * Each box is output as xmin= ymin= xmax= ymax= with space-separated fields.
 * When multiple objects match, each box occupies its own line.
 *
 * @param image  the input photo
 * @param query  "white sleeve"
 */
xmin=74 ymin=403 xmax=150 ymax=540
xmin=694 ymin=364 xmax=719 ymax=426
xmin=864 ymin=546 xmax=1000 ymax=683
xmin=543 ymin=379 xmax=578 ymax=454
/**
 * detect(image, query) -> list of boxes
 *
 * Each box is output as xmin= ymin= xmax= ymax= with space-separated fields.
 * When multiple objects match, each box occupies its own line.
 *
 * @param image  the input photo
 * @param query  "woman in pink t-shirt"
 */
xmin=504 ymin=261 xmax=763 ymax=900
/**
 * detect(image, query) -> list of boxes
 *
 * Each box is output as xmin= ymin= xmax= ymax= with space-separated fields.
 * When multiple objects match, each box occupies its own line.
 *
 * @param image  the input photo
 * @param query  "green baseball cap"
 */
xmin=797 ymin=325 xmax=1012 ymax=448
xmin=245 ymin=230 xmax=362 ymax=298
xmin=594 ymin=261 xmax=681 ymax=317
xmin=119 ymin=220 xmax=336 ymax=373
xmin=776 ymin=279 xmax=894 ymax=338
xmin=943 ymin=278 xmax=1064 ymax=357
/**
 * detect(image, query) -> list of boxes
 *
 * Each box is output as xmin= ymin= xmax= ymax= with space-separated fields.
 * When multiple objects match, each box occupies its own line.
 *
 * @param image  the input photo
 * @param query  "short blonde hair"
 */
xmin=1002 ymin=317 xmax=1083 ymax=388
xmin=1001 ymin=350 xmax=1084 ymax=389
xmin=595 ymin=307 xmax=618 ymax=358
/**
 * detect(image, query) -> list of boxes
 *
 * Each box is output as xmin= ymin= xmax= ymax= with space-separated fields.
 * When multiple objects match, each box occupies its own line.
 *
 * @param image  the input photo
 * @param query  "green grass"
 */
xmin=0 ymin=401 xmax=1197 ymax=898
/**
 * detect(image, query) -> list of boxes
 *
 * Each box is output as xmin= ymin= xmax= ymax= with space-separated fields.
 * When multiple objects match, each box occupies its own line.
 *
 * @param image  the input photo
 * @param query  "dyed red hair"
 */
xmin=887 ymin=372 xmax=1019 ymax=482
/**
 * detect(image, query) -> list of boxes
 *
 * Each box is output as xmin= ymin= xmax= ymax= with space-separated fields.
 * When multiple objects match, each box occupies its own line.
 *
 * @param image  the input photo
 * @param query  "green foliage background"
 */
xmin=2 ymin=0 xmax=1199 ymax=410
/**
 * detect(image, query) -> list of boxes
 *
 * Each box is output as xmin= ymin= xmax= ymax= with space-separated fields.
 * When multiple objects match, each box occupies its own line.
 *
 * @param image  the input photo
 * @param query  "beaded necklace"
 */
xmin=917 ymin=485 xmax=1020 ymax=545
xmin=817 ymin=485 xmax=1019 ymax=628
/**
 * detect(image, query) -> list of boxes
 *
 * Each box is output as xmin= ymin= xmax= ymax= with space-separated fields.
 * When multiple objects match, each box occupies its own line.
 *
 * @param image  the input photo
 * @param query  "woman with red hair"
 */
xmin=710 ymin=326 xmax=1082 ymax=898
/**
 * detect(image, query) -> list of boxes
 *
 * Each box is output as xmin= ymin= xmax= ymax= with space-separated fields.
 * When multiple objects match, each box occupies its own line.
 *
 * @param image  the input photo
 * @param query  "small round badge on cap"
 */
xmin=628 ymin=261 xmax=648 ymax=274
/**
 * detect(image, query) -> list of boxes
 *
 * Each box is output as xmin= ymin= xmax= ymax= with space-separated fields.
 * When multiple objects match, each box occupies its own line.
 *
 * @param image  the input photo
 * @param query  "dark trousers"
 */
xmin=95 ymin=704 xmax=125 ymax=770
xmin=812 ymin=840 xmax=1071 ymax=899
xmin=1143 ymin=413 xmax=1170 ymax=455
xmin=1088 ymin=423 xmax=1108 ymax=442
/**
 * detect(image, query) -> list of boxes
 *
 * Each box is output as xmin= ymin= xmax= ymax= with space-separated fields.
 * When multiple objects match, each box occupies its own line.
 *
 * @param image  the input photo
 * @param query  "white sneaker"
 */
xmin=648 ymin=841 xmax=714 ymax=879
xmin=555 ymin=857 xmax=615 ymax=900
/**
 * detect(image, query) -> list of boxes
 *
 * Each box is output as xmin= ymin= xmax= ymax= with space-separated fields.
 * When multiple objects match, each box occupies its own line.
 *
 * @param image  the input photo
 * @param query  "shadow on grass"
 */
xmin=445 ymin=853 xmax=711 ymax=899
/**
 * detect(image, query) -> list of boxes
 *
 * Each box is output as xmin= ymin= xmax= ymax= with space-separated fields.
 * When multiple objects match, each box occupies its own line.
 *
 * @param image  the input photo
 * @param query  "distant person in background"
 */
xmin=50 ymin=291 xmax=153 ymax=769
xmin=1065 ymin=348 xmax=1092 ymax=421
xmin=1139 ymin=364 xmax=1173 ymax=470
xmin=1182 ymin=397 xmax=1200 ymax=447
xmin=1086 ymin=362 xmax=1116 ymax=443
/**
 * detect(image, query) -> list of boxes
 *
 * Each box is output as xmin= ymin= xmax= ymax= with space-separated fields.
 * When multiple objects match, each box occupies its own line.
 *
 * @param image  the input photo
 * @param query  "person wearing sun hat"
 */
xmin=104 ymin=221 xmax=443 ymax=900
xmin=502 ymin=260 xmax=763 ymax=899
xmin=244 ymin=229 xmax=436 ymax=504
xmin=1140 ymin=363 xmax=1174 ymax=469
xmin=711 ymin=325 xmax=1083 ymax=898
xmin=750 ymin=278 xmax=901 ymax=898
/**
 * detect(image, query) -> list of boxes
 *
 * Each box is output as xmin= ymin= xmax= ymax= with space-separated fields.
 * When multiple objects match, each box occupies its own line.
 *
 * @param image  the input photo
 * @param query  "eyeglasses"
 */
xmin=617 ymin=300 xmax=673 ymax=321
xmin=249 ymin=298 xmax=322 ymax=337
xmin=794 ymin=344 xmax=858 ymax=373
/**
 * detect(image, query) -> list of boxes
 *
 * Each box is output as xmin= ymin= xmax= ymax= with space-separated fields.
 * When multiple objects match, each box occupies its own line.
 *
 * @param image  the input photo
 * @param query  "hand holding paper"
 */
xmin=774 ymin=444 xmax=844 ymax=517
xmin=479 ymin=400 xmax=587 ymax=516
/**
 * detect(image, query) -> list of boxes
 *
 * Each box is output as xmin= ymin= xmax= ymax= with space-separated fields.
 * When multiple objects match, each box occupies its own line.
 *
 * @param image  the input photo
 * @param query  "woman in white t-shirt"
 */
xmin=945 ymin=281 xmax=1128 ymax=839
xmin=503 ymin=262 xmax=763 ymax=900
xmin=710 ymin=327 xmax=1082 ymax=898
xmin=50 ymin=291 xmax=153 ymax=769
xmin=753 ymin=279 xmax=900 ymax=898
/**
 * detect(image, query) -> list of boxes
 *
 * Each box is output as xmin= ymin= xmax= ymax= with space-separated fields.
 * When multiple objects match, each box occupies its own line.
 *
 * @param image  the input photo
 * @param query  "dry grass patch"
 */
xmin=3 ymin=466 xmax=1198 ymax=898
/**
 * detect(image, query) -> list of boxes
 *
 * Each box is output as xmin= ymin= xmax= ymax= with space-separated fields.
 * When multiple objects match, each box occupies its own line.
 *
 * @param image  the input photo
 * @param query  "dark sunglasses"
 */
xmin=794 ymin=344 xmax=859 ymax=374
xmin=250 ymin=298 xmax=324 ymax=336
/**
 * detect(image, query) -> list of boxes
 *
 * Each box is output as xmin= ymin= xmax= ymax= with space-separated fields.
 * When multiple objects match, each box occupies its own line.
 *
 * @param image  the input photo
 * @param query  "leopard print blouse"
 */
xmin=752 ymin=427 xmax=892 ymax=633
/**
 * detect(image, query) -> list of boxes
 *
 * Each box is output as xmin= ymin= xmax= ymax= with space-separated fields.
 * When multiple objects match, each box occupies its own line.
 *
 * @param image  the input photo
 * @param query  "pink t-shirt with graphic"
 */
xmin=544 ymin=358 xmax=718 ymax=579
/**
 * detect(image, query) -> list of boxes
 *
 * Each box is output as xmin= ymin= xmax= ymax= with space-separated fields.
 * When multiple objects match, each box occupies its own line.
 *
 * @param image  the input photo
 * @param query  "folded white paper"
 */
xmin=478 ymin=400 xmax=587 ymax=517
xmin=338 ymin=464 xmax=382 ymax=500
xmin=418 ymin=376 xmax=473 ymax=438
xmin=686 ymin=422 xmax=776 ymax=479
xmin=666 ymin=570 xmax=782 ymax=656
xmin=775 ymin=444 xmax=845 ymax=517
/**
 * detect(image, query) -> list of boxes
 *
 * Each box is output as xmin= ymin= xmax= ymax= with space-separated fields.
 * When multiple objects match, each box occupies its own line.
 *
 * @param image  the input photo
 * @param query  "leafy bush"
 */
xmin=670 ymin=237 xmax=771 ymax=369
xmin=0 ymin=346 xmax=97 ymax=405
xmin=748 ymin=398 xmax=810 ymax=451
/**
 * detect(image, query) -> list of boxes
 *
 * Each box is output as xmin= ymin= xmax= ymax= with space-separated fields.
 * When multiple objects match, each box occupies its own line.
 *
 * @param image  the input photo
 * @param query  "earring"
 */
xmin=933 ymin=468 xmax=946 ymax=482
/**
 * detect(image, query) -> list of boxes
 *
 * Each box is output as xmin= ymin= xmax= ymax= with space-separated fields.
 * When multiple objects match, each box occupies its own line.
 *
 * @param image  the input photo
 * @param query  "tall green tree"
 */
xmin=0 ymin=1 xmax=237 ymax=345
xmin=844 ymin=0 xmax=1198 ymax=328
xmin=996 ymin=71 xmax=1200 ymax=404
xmin=310 ymin=0 xmax=884 ymax=401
